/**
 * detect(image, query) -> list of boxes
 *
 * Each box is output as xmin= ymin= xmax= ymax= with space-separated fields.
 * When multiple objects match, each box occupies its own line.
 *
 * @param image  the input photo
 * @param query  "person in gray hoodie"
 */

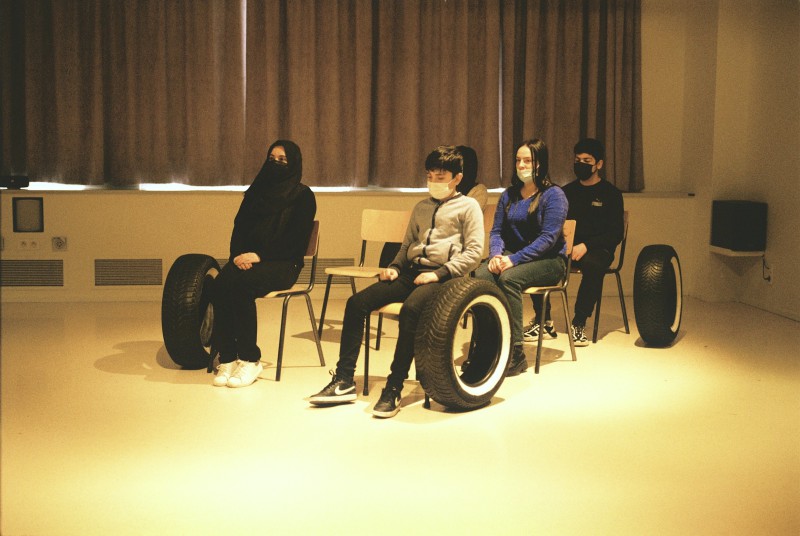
xmin=309 ymin=145 xmax=484 ymax=418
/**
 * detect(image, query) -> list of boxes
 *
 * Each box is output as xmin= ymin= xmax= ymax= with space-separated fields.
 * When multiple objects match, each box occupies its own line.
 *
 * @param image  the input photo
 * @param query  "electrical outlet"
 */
xmin=19 ymin=240 xmax=28 ymax=250
xmin=29 ymin=239 xmax=40 ymax=250
xmin=767 ymin=261 xmax=774 ymax=285
xmin=52 ymin=236 xmax=68 ymax=251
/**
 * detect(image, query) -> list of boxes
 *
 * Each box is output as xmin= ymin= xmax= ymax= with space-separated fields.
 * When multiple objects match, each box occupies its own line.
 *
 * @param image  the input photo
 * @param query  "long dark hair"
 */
xmin=508 ymin=138 xmax=552 ymax=214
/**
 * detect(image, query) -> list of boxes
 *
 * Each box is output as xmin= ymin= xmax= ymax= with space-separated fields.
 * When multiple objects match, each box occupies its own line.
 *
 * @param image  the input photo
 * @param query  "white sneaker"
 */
xmin=227 ymin=360 xmax=263 ymax=388
xmin=213 ymin=361 xmax=239 ymax=387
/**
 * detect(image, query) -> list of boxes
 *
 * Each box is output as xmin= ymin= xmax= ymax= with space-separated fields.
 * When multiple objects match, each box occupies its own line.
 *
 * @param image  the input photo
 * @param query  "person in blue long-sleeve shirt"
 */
xmin=475 ymin=139 xmax=568 ymax=375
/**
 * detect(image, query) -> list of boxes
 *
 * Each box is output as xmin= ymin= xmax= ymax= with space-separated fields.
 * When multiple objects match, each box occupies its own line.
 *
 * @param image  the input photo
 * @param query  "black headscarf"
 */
xmin=243 ymin=140 xmax=303 ymax=208
xmin=456 ymin=145 xmax=478 ymax=195
xmin=230 ymin=140 xmax=306 ymax=259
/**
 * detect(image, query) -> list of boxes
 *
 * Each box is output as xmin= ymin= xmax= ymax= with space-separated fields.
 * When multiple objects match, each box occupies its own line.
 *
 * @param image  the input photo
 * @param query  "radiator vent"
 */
xmin=95 ymin=259 xmax=163 ymax=286
xmin=215 ymin=257 xmax=355 ymax=285
xmin=0 ymin=260 xmax=64 ymax=287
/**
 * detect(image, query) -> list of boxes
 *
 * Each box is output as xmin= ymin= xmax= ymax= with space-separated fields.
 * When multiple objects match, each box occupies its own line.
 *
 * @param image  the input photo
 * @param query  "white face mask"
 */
xmin=516 ymin=167 xmax=534 ymax=184
xmin=428 ymin=180 xmax=454 ymax=200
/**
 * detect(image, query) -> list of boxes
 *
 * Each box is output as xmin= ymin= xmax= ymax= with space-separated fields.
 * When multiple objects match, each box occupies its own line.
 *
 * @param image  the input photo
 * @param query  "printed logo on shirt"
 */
xmin=591 ymin=199 xmax=603 ymax=207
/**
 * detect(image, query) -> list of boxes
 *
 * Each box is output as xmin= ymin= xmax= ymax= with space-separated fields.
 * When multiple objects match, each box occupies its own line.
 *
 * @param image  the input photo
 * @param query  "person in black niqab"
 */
xmin=212 ymin=140 xmax=317 ymax=388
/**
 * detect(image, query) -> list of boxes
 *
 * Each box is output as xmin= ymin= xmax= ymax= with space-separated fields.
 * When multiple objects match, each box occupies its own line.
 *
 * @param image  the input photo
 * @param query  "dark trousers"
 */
xmin=335 ymin=268 xmax=442 ymax=390
xmin=533 ymin=248 xmax=614 ymax=327
xmin=212 ymin=260 xmax=301 ymax=363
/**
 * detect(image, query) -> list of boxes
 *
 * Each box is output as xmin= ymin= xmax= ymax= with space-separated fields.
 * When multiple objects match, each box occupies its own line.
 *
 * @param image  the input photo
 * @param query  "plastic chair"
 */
xmin=591 ymin=211 xmax=630 ymax=342
xmin=522 ymin=220 xmax=577 ymax=374
xmin=316 ymin=209 xmax=410 ymax=338
xmin=261 ymin=220 xmax=325 ymax=381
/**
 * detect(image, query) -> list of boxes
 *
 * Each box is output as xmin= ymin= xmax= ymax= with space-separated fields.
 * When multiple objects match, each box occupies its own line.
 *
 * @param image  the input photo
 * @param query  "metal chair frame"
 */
xmin=523 ymin=219 xmax=578 ymax=373
xmin=261 ymin=220 xmax=325 ymax=381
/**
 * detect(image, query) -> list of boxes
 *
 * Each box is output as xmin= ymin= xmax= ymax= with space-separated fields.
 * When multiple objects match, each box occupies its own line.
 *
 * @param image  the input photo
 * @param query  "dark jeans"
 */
xmin=335 ymin=268 xmax=442 ymax=390
xmin=475 ymin=255 xmax=566 ymax=346
xmin=212 ymin=260 xmax=301 ymax=363
xmin=533 ymin=248 xmax=613 ymax=326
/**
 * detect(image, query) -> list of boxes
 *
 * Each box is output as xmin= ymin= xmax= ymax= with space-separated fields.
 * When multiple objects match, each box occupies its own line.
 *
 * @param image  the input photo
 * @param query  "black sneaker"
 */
xmin=523 ymin=320 xmax=557 ymax=343
xmin=308 ymin=371 xmax=357 ymax=405
xmin=571 ymin=324 xmax=590 ymax=347
xmin=506 ymin=346 xmax=528 ymax=377
xmin=372 ymin=385 xmax=402 ymax=418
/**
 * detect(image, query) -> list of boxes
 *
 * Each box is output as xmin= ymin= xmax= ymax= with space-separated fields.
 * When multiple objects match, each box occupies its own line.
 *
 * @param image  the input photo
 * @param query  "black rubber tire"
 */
xmin=415 ymin=278 xmax=512 ymax=411
xmin=161 ymin=254 xmax=220 ymax=369
xmin=633 ymin=245 xmax=683 ymax=347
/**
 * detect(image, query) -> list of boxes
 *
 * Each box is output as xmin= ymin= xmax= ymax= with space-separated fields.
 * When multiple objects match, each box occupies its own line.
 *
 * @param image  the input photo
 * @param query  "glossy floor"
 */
xmin=2 ymin=297 xmax=799 ymax=535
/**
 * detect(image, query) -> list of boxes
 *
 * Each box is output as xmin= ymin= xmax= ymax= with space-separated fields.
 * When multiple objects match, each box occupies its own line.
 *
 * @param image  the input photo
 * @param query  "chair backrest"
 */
xmin=563 ymin=219 xmax=577 ymax=257
xmin=361 ymin=209 xmax=410 ymax=243
xmin=303 ymin=220 xmax=320 ymax=290
xmin=305 ymin=220 xmax=320 ymax=258
xmin=613 ymin=211 xmax=629 ymax=271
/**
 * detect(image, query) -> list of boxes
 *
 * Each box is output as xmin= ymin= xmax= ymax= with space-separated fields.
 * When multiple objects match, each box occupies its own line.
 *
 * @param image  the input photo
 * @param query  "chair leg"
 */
xmin=317 ymin=275 xmax=334 ymax=338
xmin=275 ymin=295 xmax=291 ymax=382
xmin=534 ymin=292 xmax=549 ymax=374
xmin=592 ymin=280 xmax=605 ymax=344
xmin=616 ymin=272 xmax=630 ymax=334
xmin=424 ymin=393 xmax=431 ymax=409
xmin=304 ymin=294 xmax=325 ymax=367
xmin=376 ymin=313 xmax=383 ymax=350
xmin=363 ymin=314 xmax=371 ymax=396
xmin=561 ymin=291 xmax=577 ymax=362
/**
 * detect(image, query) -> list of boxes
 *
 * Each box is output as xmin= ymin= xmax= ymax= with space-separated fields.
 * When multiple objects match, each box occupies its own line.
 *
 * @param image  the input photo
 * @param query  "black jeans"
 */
xmin=335 ymin=268 xmax=442 ymax=390
xmin=212 ymin=260 xmax=301 ymax=363
xmin=533 ymin=248 xmax=614 ymax=326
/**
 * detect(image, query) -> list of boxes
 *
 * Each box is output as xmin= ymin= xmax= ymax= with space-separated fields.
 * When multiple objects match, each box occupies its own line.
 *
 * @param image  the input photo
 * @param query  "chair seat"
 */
xmin=324 ymin=266 xmax=381 ymax=278
xmin=523 ymin=284 xmax=562 ymax=294
xmin=376 ymin=302 xmax=403 ymax=316
xmin=264 ymin=284 xmax=306 ymax=298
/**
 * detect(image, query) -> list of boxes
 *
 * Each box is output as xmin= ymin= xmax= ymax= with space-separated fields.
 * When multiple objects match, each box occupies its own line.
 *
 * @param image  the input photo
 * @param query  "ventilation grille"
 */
xmin=95 ymin=259 xmax=163 ymax=286
xmin=215 ymin=257 xmax=355 ymax=285
xmin=0 ymin=260 xmax=64 ymax=287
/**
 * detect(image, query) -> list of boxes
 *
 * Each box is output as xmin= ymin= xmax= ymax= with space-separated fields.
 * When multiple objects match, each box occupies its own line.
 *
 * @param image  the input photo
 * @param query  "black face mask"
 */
xmin=265 ymin=160 xmax=291 ymax=182
xmin=574 ymin=162 xmax=595 ymax=182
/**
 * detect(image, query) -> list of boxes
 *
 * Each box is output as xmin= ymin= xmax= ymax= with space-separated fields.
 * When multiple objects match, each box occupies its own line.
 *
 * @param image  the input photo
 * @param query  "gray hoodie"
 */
xmin=389 ymin=193 xmax=484 ymax=280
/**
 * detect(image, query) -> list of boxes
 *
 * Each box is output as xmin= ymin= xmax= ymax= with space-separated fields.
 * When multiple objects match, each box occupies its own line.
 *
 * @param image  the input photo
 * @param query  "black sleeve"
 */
xmin=256 ymin=188 xmax=317 ymax=262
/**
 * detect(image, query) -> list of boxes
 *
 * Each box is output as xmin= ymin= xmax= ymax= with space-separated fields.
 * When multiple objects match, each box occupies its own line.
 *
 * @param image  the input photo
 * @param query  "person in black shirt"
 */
xmin=525 ymin=138 xmax=623 ymax=346
xmin=212 ymin=140 xmax=316 ymax=387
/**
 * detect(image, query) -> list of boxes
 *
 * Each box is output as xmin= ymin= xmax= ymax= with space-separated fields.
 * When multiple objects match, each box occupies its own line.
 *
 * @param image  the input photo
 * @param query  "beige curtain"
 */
xmin=501 ymin=0 xmax=643 ymax=190
xmin=1 ymin=0 xmax=642 ymax=191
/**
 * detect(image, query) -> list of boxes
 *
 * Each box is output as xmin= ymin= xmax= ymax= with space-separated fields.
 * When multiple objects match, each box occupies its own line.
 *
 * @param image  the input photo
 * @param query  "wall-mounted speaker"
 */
xmin=710 ymin=200 xmax=767 ymax=252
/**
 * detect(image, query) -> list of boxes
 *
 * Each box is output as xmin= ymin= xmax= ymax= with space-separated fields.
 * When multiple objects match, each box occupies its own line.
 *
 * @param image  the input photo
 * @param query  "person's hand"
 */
xmin=571 ymin=243 xmax=587 ymax=262
xmin=488 ymin=255 xmax=513 ymax=274
xmin=233 ymin=252 xmax=261 ymax=270
xmin=414 ymin=271 xmax=439 ymax=285
xmin=380 ymin=267 xmax=399 ymax=281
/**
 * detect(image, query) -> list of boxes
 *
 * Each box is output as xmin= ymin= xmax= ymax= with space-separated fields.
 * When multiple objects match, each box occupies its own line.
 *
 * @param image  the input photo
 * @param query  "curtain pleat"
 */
xmin=0 ymin=0 xmax=642 ymax=191
xmin=501 ymin=0 xmax=643 ymax=189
